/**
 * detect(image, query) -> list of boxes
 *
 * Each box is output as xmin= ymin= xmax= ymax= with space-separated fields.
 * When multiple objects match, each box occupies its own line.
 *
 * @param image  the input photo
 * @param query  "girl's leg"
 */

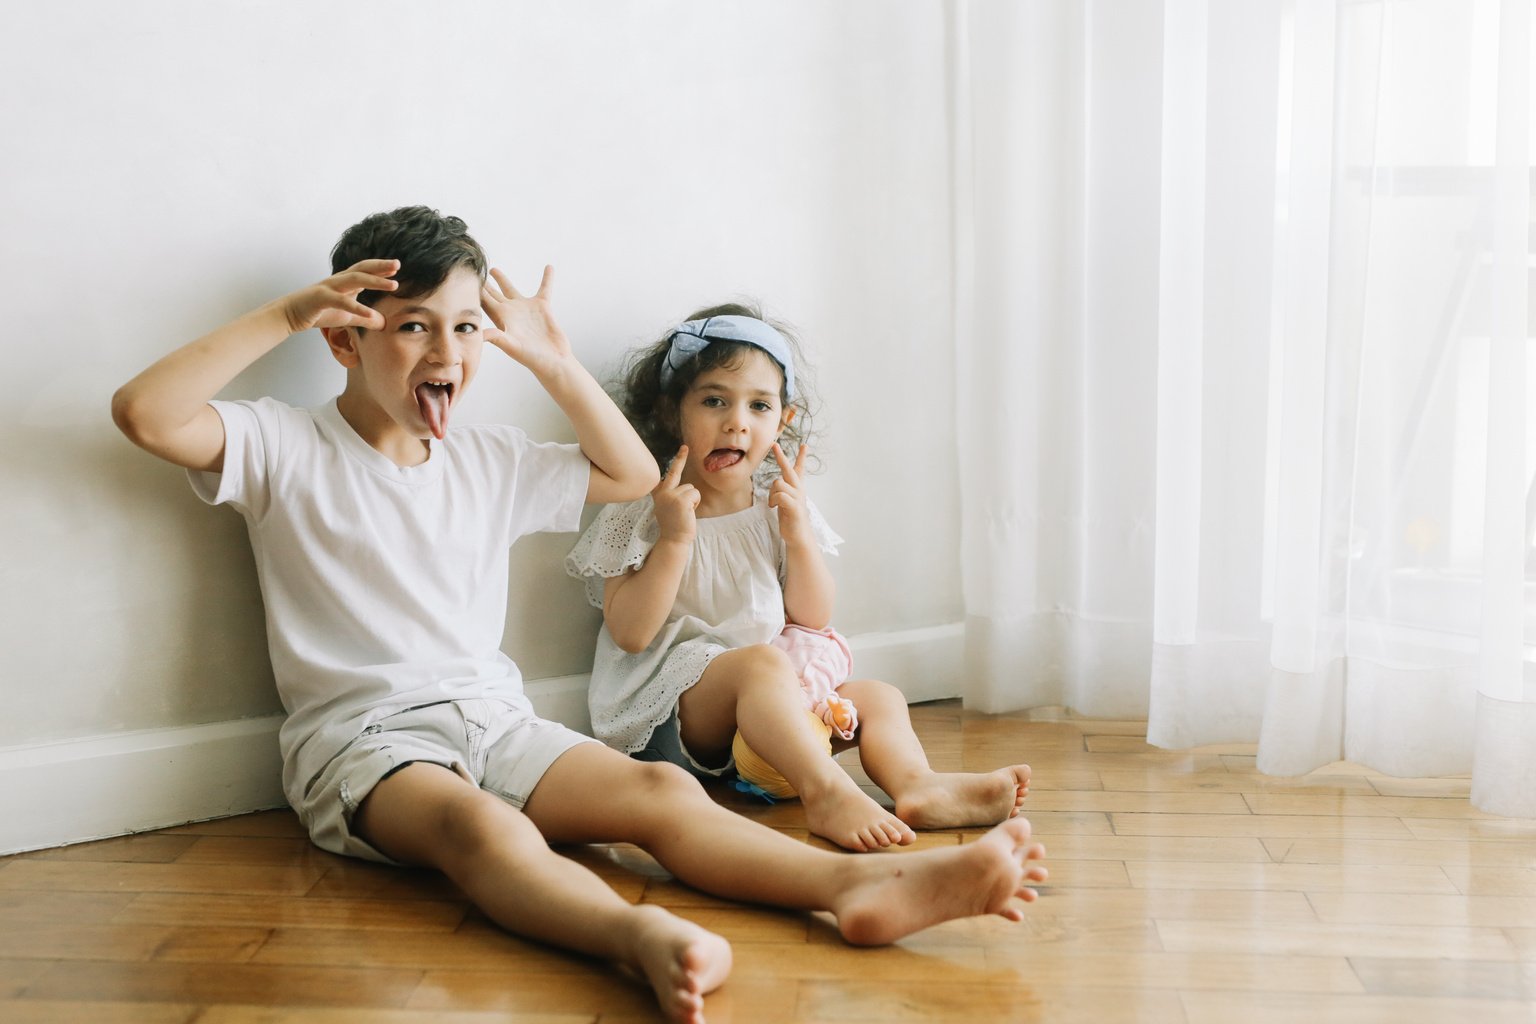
xmin=837 ymin=678 xmax=1032 ymax=830
xmin=353 ymin=762 xmax=730 ymax=1024
xmin=677 ymin=644 xmax=914 ymax=851
xmin=522 ymin=743 xmax=1049 ymax=946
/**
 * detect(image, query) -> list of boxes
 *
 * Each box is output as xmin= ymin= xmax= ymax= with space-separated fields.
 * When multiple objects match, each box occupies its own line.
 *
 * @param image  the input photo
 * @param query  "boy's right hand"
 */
xmin=279 ymin=259 xmax=399 ymax=334
xmin=111 ymin=259 xmax=401 ymax=475
xmin=652 ymin=446 xmax=700 ymax=543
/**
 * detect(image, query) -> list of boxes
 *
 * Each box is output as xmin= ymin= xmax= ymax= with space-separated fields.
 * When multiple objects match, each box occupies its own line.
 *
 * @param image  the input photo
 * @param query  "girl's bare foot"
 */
xmin=830 ymin=817 xmax=1048 ymax=946
xmin=802 ymin=777 xmax=916 ymax=851
xmin=624 ymin=905 xmax=733 ymax=1024
xmin=893 ymin=765 xmax=1030 ymax=830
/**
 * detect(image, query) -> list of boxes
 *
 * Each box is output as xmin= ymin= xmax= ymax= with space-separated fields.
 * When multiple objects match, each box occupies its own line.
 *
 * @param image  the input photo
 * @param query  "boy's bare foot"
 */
xmin=830 ymin=817 xmax=1048 ymax=946
xmin=893 ymin=765 xmax=1031 ymax=830
xmin=624 ymin=905 xmax=733 ymax=1024
xmin=802 ymin=779 xmax=916 ymax=852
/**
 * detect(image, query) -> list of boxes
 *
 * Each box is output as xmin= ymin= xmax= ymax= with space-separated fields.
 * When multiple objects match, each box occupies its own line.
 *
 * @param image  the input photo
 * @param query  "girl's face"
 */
xmin=677 ymin=348 xmax=787 ymax=498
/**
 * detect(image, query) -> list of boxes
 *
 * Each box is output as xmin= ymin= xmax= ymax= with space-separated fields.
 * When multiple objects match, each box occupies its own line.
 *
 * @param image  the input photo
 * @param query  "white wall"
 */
xmin=0 ymin=1 xmax=963 ymax=845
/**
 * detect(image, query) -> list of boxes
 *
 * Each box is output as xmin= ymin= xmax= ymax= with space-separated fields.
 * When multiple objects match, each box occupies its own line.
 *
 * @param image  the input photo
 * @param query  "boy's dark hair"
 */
xmin=615 ymin=301 xmax=819 ymax=474
xmin=330 ymin=205 xmax=487 ymax=309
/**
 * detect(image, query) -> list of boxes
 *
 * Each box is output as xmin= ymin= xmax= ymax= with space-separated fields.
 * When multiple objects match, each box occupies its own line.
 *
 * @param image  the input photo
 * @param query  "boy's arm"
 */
xmin=480 ymin=267 xmax=659 ymax=504
xmin=772 ymin=443 xmax=836 ymax=630
xmin=111 ymin=260 xmax=399 ymax=472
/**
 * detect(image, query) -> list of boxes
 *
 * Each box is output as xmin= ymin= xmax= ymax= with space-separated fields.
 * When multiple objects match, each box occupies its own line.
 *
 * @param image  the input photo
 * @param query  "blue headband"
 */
xmin=659 ymin=315 xmax=796 ymax=399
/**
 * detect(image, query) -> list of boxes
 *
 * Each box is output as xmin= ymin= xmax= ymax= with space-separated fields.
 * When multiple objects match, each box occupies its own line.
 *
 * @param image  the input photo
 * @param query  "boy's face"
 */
xmin=332 ymin=265 xmax=486 ymax=453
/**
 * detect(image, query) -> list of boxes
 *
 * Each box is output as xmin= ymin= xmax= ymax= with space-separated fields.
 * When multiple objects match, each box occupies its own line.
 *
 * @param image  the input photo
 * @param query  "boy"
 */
xmin=112 ymin=206 xmax=1047 ymax=1024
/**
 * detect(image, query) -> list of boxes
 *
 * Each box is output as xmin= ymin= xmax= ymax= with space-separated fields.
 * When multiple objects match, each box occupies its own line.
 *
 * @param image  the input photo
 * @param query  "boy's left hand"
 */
xmin=769 ymin=442 xmax=815 ymax=545
xmin=481 ymin=266 xmax=572 ymax=377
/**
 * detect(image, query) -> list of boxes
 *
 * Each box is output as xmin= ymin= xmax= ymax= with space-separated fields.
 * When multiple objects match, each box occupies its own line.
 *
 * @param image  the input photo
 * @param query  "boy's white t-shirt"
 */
xmin=190 ymin=397 xmax=590 ymax=808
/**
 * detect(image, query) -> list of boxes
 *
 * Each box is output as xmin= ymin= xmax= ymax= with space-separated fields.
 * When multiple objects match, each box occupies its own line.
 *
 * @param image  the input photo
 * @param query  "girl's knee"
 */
xmin=735 ymin=643 xmax=795 ymax=674
xmin=694 ymin=644 xmax=799 ymax=704
xmin=839 ymin=677 xmax=906 ymax=708
xmin=691 ymin=644 xmax=796 ymax=702
xmin=733 ymin=644 xmax=799 ymax=691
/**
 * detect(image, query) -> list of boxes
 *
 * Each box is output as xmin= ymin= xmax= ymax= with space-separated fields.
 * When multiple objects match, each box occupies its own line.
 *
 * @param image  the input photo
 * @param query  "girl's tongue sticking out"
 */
xmin=416 ymin=382 xmax=453 ymax=439
xmin=703 ymin=448 xmax=744 ymax=472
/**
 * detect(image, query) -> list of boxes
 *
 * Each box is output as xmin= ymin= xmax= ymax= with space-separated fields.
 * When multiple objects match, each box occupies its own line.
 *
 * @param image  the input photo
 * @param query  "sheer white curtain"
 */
xmin=952 ymin=0 xmax=1535 ymax=815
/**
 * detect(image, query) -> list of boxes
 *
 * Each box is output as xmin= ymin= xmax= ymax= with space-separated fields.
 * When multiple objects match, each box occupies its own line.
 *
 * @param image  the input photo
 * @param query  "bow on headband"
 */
xmin=659 ymin=315 xmax=796 ymax=399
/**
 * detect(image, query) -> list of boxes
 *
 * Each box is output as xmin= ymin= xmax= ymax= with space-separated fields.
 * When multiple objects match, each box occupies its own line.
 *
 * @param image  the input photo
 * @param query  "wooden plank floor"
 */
xmin=4 ymin=700 xmax=1535 ymax=1023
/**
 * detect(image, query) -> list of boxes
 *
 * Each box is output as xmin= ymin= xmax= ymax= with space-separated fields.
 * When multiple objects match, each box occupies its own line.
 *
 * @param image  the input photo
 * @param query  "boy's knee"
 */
xmin=634 ymin=759 xmax=707 ymax=802
xmin=434 ymin=787 xmax=531 ymax=857
xmin=613 ymin=760 xmax=716 ymax=833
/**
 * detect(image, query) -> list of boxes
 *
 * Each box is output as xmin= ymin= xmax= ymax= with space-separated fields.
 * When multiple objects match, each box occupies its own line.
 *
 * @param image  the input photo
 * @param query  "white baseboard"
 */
xmin=846 ymin=622 xmax=964 ymax=704
xmin=0 ymin=623 xmax=963 ymax=855
xmin=0 ymin=716 xmax=288 ymax=857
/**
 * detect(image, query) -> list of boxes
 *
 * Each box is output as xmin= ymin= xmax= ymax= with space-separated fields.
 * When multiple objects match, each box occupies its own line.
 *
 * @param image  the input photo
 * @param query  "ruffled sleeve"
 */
xmin=565 ymin=497 xmax=660 ymax=609
xmin=806 ymin=498 xmax=844 ymax=556
xmin=762 ymin=482 xmax=842 ymax=556
xmin=768 ymin=493 xmax=844 ymax=584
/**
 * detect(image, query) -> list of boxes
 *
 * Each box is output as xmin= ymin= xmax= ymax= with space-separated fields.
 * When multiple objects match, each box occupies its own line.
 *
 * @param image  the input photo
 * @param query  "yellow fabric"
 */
xmin=731 ymin=710 xmax=832 ymax=800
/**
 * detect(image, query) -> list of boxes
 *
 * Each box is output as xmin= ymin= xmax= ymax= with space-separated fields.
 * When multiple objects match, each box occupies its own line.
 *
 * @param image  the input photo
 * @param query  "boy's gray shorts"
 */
xmin=299 ymin=697 xmax=596 ymax=864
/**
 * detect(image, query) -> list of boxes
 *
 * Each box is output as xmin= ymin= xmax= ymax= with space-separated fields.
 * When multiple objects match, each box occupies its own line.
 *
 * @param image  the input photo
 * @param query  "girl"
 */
xmin=568 ymin=304 xmax=1031 ymax=851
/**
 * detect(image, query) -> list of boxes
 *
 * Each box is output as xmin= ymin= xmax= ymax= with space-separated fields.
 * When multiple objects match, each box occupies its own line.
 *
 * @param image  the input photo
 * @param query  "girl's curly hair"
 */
xmin=614 ymin=301 xmax=819 ymax=475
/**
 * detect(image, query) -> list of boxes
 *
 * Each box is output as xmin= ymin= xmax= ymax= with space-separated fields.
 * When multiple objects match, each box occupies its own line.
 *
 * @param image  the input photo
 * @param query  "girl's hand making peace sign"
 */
xmin=653 ymin=446 xmax=701 ymax=544
xmin=769 ymin=441 xmax=814 ymax=546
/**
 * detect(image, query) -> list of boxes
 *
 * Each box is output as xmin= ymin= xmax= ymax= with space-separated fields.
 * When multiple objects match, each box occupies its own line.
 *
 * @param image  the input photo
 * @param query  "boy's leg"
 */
xmin=352 ymin=762 xmax=730 ymax=1024
xmin=522 ymin=742 xmax=1049 ymax=946
xmin=836 ymin=678 xmax=1031 ymax=830
xmin=677 ymin=645 xmax=914 ymax=851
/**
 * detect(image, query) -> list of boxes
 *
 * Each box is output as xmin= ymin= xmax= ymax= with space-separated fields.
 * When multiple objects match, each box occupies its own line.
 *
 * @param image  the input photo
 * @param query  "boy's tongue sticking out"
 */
xmin=704 ymin=448 xmax=744 ymax=472
xmin=416 ymin=382 xmax=452 ymax=440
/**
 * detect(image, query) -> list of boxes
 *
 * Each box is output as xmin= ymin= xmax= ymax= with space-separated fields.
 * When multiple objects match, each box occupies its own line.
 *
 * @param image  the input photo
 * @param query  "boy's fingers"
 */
xmin=489 ymin=267 xmax=520 ymax=300
xmin=347 ymin=258 xmax=399 ymax=276
xmin=345 ymin=302 xmax=384 ymax=329
xmin=344 ymin=273 xmax=398 ymax=293
xmin=536 ymin=264 xmax=554 ymax=300
xmin=479 ymin=289 xmax=506 ymax=331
